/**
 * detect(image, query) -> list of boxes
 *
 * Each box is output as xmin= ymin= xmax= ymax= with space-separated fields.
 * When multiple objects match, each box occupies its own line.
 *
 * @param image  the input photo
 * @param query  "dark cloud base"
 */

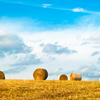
xmin=4 ymin=67 xmax=26 ymax=74
xmin=40 ymin=43 xmax=77 ymax=55
xmin=48 ymin=64 xmax=100 ymax=81
xmin=0 ymin=34 xmax=32 ymax=58
xmin=11 ymin=54 xmax=42 ymax=66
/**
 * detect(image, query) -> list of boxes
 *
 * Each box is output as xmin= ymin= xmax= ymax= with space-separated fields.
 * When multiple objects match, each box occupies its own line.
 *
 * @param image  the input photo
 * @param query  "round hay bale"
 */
xmin=70 ymin=73 xmax=82 ymax=80
xmin=0 ymin=71 xmax=5 ymax=79
xmin=58 ymin=74 xmax=68 ymax=80
xmin=33 ymin=68 xmax=48 ymax=80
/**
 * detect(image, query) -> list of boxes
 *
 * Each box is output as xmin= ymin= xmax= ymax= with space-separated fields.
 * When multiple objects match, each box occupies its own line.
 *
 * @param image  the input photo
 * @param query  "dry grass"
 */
xmin=0 ymin=80 xmax=100 ymax=100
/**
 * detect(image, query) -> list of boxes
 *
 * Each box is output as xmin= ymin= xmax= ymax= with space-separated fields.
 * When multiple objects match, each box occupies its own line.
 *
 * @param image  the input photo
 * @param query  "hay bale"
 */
xmin=70 ymin=73 xmax=82 ymax=80
xmin=33 ymin=68 xmax=48 ymax=80
xmin=0 ymin=71 xmax=5 ymax=79
xmin=58 ymin=74 xmax=68 ymax=80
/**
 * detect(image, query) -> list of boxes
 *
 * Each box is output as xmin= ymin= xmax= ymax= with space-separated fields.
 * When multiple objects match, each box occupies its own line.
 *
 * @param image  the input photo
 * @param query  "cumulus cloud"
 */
xmin=77 ymin=63 xmax=100 ymax=80
xmin=3 ymin=54 xmax=42 ymax=74
xmin=49 ymin=68 xmax=63 ymax=76
xmin=40 ymin=43 xmax=77 ymax=55
xmin=72 ymin=8 xmax=85 ymax=12
xmin=72 ymin=7 xmax=100 ymax=14
xmin=48 ymin=68 xmax=74 ymax=79
xmin=0 ymin=52 xmax=5 ymax=59
xmin=87 ymin=34 xmax=100 ymax=49
xmin=97 ymin=58 xmax=100 ymax=63
xmin=11 ymin=54 xmax=42 ymax=66
xmin=89 ymin=34 xmax=100 ymax=43
xmin=92 ymin=46 xmax=100 ymax=48
xmin=91 ymin=51 xmax=100 ymax=56
xmin=48 ymin=63 xmax=100 ymax=80
xmin=42 ymin=4 xmax=51 ymax=8
xmin=0 ymin=34 xmax=32 ymax=58
xmin=4 ymin=66 xmax=26 ymax=74
xmin=48 ymin=56 xmax=56 ymax=61
xmin=80 ymin=42 xmax=90 ymax=46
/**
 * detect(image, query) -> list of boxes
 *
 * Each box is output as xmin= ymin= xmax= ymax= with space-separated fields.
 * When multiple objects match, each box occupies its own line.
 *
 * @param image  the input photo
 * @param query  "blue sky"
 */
xmin=0 ymin=0 xmax=100 ymax=80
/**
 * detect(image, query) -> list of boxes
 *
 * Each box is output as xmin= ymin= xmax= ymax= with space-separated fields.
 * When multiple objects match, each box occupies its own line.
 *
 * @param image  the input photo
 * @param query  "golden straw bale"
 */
xmin=0 ymin=71 xmax=5 ymax=79
xmin=70 ymin=73 xmax=82 ymax=80
xmin=33 ymin=68 xmax=48 ymax=80
xmin=58 ymin=74 xmax=68 ymax=80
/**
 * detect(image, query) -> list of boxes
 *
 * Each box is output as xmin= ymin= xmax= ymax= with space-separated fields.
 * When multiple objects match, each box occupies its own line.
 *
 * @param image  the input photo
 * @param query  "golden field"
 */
xmin=0 ymin=80 xmax=100 ymax=100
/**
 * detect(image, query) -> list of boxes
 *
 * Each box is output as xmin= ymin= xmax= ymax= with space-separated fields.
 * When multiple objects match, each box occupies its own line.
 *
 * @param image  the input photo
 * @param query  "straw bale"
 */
xmin=58 ymin=74 xmax=68 ymax=80
xmin=33 ymin=68 xmax=48 ymax=80
xmin=0 ymin=71 xmax=5 ymax=79
xmin=70 ymin=73 xmax=82 ymax=80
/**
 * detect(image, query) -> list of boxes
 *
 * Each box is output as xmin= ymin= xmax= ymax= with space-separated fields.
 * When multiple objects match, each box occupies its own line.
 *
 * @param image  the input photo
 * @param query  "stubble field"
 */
xmin=0 ymin=80 xmax=100 ymax=100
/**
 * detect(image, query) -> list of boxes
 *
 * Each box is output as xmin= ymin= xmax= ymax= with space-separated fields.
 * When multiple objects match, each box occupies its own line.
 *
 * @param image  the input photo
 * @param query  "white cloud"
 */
xmin=89 ymin=34 xmax=100 ymax=43
xmin=72 ymin=7 xmax=100 ymax=14
xmin=97 ymin=58 xmax=100 ymax=63
xmin=40 ymin=43 xmax=77 ymax=54
xmin=91 ymin=51 xmax=100 ymax=56
xmin=0 ymin=34 xmax=32 ymax=58
xmin=81 ymin=67 xmax=89 ymax=73
xmin=42 ymin=4 xmax=51 ymax=8
xmin=11 ymin=54 xmax=42 ymax=66
xmin=48 ymin=68 xmax=63 ymax=75
xmin=0 ymin=14 xmax=100 ymax=79
xmin=72 ymin=8 xmax=85 ymax=12
xmin=77 ymin=63 xmax=100 ymax=80
xmin=1 ymin=1 xmax=100 ymax=14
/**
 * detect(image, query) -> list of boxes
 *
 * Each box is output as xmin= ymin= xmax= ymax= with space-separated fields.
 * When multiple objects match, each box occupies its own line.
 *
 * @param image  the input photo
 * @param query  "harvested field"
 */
xmin=0 ymin=80 xmax=100 ymax=100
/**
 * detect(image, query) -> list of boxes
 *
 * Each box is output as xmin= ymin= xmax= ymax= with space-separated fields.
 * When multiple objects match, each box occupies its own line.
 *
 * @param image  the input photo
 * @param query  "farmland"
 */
xmin=0 ymin=80 xmax=100 ymax=100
